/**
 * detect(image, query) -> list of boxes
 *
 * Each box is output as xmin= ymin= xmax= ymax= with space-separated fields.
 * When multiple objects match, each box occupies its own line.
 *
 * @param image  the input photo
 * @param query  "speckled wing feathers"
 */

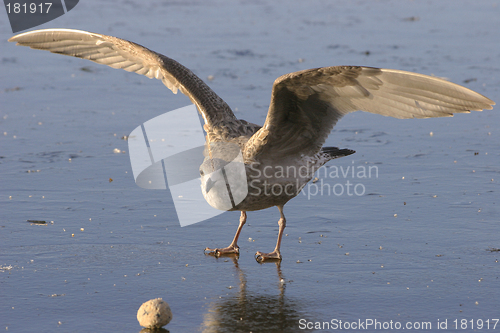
xmin=8 ymin=29 xmax=237 ymax=137
xmin=245 ymin=66 xmax=494 ymax=161
xmin=9 ymin=33 xmax=495 ymax=161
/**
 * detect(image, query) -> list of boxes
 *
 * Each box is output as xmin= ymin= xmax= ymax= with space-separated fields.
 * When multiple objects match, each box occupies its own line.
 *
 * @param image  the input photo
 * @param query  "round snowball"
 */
xmin=137 ymin=298 xmax=172 ymax=328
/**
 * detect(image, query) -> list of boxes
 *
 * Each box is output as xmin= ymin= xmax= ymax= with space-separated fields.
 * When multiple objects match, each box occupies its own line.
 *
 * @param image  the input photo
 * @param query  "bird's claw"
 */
xmin=204 ymin=245 xmax=239 ymax=258
xmin=255 ymin=250 xmax=282 ymax=263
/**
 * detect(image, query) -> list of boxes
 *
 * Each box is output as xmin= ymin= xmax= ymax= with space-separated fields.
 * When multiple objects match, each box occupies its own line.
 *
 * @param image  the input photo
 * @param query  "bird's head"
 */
xmin=199 ymin=142 xmax=248 ymax=211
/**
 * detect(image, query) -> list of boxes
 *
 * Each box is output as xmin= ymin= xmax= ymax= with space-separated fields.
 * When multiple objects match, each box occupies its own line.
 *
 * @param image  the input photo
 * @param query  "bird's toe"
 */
xmin=255 ymin=250 xmax=282 ymax=262
xmin=204 ymin=245 xmax=239 ymax=257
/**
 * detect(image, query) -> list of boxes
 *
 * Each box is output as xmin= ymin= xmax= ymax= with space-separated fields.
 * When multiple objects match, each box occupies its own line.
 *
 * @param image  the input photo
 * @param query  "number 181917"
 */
xmin=453 ymin=319 xmax=499 ymax=330
xmin=6 ymin=2 xmax=53 ymax=14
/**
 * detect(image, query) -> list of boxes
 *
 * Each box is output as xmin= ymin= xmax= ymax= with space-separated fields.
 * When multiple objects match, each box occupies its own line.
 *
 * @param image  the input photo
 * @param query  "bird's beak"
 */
xmin=205 ymin=177 xmax=217 ymax=193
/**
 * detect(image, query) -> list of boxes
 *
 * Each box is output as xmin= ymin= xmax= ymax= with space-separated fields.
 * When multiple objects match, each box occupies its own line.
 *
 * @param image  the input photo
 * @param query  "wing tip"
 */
xmin=8 ymin=28 xmax=98 ymax=44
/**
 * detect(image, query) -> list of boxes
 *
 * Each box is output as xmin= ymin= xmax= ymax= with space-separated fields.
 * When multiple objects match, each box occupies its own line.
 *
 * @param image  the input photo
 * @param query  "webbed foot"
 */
xmin=205 ymin=244 xmax=239 ymax=257
xmin=255 ymin=250 xmax=282 ymax=262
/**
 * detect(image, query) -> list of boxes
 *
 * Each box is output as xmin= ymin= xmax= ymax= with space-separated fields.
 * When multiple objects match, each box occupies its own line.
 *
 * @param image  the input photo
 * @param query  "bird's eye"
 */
xmin=200 ymin=170 xmax=204 ymax=176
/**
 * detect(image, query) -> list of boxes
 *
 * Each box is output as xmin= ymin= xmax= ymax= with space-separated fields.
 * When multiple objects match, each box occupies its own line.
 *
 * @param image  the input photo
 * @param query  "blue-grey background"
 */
xmin=1 ymin=1 xmax=499 ymax=332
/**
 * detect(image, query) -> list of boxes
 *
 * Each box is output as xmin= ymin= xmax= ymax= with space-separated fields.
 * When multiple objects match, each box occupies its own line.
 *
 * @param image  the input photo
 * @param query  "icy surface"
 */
xmin=1 ymin=1 xmax=499 ymax=332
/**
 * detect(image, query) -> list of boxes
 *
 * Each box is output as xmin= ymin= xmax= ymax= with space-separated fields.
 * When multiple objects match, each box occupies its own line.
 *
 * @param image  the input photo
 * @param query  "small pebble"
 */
xmin=137 ymin=298 xmax=172 ymax=329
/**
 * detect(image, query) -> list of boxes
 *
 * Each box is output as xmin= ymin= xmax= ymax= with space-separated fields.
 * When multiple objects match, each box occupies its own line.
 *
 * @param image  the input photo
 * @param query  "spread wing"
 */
xmin=8 ymin=28 xmax=238 ymax=137
xmin=244 ymin=66 xmax=495 ymax=160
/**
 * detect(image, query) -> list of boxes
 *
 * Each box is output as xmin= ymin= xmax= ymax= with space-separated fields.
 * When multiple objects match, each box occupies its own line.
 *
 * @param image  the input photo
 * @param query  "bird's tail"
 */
xmin=320 ymin=146 xmax=356 ymax=161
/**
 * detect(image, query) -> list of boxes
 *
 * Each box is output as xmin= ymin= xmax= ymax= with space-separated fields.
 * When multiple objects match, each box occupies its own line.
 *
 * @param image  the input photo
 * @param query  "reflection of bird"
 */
xmin=201 ymin=258 xmax=306 ymax=332
xmin=10 ymin=29 xmax=495 ymax=261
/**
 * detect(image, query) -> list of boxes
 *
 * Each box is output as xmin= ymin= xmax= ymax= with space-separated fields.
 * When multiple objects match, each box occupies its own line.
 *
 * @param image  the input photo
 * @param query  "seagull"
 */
xmin=9 ymin=29 xmax=495 ymax=261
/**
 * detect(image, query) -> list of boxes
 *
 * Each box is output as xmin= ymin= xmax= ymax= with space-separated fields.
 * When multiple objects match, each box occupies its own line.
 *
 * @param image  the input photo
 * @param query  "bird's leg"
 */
xmin=205 ymin=211 xmax=247 ymax=256
xmin=256 ymin=205 xmax=286 ymax=262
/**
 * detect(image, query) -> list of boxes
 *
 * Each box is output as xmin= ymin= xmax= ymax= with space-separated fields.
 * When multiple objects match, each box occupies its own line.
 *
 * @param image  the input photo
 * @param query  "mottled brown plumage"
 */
xmin=9 ymin=29 xmax=495 ymax=261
